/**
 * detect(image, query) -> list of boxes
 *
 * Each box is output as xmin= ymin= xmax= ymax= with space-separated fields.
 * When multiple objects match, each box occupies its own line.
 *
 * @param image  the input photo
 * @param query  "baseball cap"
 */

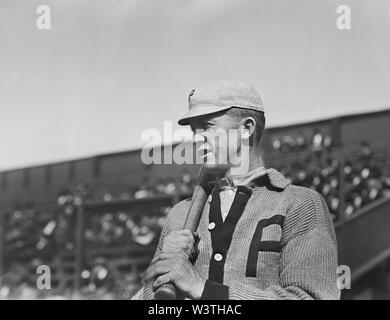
xmin=178 ymin=79 xmax=264 ymax=126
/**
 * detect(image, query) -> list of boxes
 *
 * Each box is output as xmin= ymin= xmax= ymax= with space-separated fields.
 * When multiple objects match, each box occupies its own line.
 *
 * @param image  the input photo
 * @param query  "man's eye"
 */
xmin=205 ymin=123 xmax=214 ymax=131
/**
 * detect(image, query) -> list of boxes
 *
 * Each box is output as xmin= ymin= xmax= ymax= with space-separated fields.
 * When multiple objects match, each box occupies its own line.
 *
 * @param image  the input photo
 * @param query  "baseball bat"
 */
xmin=154 ymin=166 xmax=227 ymax=300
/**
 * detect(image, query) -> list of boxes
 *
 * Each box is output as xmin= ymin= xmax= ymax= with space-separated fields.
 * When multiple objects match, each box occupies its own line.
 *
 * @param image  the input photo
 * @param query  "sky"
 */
xmin=1 ymin=0 xmax=390 ymax=171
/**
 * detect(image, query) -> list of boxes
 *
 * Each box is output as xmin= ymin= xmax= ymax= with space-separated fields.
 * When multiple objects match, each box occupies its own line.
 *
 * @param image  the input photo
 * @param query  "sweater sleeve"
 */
xmin=130 ymin=223 xmax=167 ymax=299
xmin=131 ymin=199 xmax=190 ymax=300
xmin=201 ymin=190 xmax=340 ymax=300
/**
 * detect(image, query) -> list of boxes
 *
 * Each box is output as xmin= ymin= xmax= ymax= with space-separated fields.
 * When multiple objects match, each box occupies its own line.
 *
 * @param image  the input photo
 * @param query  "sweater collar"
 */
xmin=260 ymin=168 xmax=290 ymax=190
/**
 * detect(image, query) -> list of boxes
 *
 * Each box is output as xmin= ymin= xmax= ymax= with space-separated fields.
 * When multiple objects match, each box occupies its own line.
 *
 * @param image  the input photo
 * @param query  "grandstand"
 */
xmin=0 ymin=108 xmax=390 ymax=299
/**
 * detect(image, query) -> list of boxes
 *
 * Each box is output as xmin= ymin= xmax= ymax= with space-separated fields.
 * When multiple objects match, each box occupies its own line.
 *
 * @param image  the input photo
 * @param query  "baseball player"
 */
xmin=132 ymin=79 xmax=339 ymax=300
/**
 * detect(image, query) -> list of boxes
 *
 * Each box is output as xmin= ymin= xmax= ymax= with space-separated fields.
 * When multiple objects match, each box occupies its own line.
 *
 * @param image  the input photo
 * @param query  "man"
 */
xmin=133 ymin=79 xmax=339 ymax=300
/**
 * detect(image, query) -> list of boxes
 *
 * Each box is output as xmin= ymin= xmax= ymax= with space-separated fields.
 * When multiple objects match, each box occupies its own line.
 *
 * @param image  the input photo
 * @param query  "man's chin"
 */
xmin=203 ymin=163 xmax=230 ymax=176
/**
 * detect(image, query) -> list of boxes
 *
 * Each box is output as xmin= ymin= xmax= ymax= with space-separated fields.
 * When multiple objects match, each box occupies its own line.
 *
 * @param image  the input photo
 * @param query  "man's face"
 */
xmin=189 ymin=111 xmax=244 ymax=170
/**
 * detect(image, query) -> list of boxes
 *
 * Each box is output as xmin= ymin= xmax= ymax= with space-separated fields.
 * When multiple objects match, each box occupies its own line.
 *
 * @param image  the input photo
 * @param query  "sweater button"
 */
xmin=208 ymin=222 xmax=216 ymax=231
xmin=214 ymin=253 xmax=223 ymax=262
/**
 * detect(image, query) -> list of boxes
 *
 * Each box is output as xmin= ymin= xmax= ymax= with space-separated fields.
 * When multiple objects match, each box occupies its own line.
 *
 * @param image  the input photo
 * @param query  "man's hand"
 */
xmin=162 ymin=229 xmax=198 ymax=260
xmin=145 ymin=253 xmax=206 ymax=300
xmin=144 ymin=229 xmax=204 ymax=299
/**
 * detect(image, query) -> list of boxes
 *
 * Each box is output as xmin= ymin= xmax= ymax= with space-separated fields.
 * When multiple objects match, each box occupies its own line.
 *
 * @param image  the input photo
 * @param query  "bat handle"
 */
xmin=154 ymin=166 xmax=220 ymax=300
xmin=154 ymin=283 xmax=177 ymax=300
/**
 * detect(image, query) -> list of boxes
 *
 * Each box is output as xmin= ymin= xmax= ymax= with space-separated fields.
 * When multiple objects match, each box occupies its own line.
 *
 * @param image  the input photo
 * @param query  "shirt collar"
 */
xmin=216 ymin=167 xmax=290 ymax=191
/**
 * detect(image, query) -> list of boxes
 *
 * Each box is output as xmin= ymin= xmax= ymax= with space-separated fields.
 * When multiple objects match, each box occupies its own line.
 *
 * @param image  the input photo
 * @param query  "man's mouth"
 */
xmin=200 ymin=151 xmax=213 ymax=161
xmin=197 ymin=143 xmax=213 ymax=161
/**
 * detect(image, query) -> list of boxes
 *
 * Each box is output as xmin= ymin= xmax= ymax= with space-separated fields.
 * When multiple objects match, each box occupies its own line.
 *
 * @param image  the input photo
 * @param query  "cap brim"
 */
xmin=178 ymin=105 xmax=233 ymax=126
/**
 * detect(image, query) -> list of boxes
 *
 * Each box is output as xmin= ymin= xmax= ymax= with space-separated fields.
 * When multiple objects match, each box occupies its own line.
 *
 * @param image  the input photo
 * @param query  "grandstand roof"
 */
xmin=266 ymin=106 xmax=390 ymax=132
xmin=1 ymin=106 xmax=389 ymax=173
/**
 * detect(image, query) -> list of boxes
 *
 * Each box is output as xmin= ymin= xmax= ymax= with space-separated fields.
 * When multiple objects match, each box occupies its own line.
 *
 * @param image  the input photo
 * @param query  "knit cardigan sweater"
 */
xmin=132 ymin=168 xmax=340 ymax=300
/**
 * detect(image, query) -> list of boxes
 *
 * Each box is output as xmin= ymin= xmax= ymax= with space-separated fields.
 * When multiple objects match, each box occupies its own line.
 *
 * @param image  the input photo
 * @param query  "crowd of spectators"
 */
xmin=271 ymin=129 xmax=332 ymax=153
xmin=72 ymin=171 xmax=195 ymax=203
xmin=1 ymin=136 xmax=390 ymax=299
xmin=2 ymin=207 xmax=164 ymax=299
xmin=278 ymin=141 xmax=390 ymax=221
xmin=1 ymin=173 xmax=196 ymax=299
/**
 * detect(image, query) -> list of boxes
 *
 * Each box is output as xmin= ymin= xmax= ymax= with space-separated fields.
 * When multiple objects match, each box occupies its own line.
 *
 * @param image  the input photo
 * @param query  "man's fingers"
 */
xmin=162 ymin=241 xmax=195 ymax=256
xmin=162 ymin=246 xmax=190 ymax=256
xmin=173 ymin=229 xmax=192 ymax=237
xmin=151 ymin=253 xmax=183 ymax=266
xmin=152 ymin=273 xmax=172 ymax=291
xmin=150 ymin=252 xmax=175 ymax=265
xmin=146 ymin=253 xmax=188 ymax=281
xmin=165 ymin=235 xmax=190 ymax=244
xmin=192 ymin=231 xmax=200 ymax=241
xmin=168 ymin=230 xmax=195 ymax=242
xmin=165 ymin=234 xmax=193 ymax=244
xmin=181 ymin=229 xmax=195 ymax=243
xmin=144 ymin=262 xmax=170 ymax=282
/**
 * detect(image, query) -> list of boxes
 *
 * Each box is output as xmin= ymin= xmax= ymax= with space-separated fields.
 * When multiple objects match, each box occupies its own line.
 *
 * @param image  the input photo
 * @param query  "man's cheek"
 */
xmin=219 ymin=138 xmax=231 ymax=163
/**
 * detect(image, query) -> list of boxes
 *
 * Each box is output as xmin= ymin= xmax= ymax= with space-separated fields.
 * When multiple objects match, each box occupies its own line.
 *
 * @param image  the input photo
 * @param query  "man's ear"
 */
xmin=241 ymin=117 xmax=256 ymax=138
xmin=242 ymin=130 xmax=250 ymax=139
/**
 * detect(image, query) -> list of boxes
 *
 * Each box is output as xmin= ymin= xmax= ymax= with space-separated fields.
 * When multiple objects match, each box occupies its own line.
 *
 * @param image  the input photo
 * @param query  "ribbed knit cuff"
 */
xmin=200 ymin=280 xmax=229 ymax=300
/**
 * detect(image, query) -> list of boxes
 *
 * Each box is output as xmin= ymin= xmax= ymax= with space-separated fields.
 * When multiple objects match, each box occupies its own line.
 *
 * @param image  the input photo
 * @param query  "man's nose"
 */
xmin=193 ymin=131 xmax=207 ymax=144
